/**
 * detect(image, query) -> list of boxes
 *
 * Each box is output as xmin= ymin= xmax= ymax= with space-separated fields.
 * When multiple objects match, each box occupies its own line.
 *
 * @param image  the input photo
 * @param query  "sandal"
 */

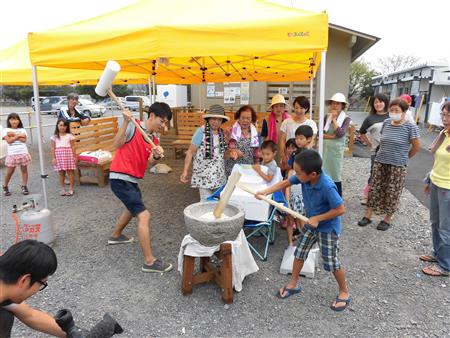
xmin=422 ymin=264 xmax=449 ymax=277
xmin=3 ymin=185 xmax=11 ymax=196
xmin=21 ymin=185 xmax=29 ymax=195
xmin=419 ymin=254 xmax=437 ymax=263
xmin=357 ymin=217 xmax=372 ymax=227
xmin=376 ymin=220 xmax=391 ymax=231
xmin=331 ymin=295 xmax=352 ymax=312
xmin=60 ymin=190 xmax=67 ymax=196
xmin=66 ymin=190 xmax=74 ymax=196
xmin=275 ymin=286 xmax=302 ymax=299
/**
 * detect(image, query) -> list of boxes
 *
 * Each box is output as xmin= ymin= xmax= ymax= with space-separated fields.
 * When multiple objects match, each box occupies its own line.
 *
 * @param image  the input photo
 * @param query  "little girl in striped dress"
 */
xmin=51 ymin=119 xmax=76 ymax=196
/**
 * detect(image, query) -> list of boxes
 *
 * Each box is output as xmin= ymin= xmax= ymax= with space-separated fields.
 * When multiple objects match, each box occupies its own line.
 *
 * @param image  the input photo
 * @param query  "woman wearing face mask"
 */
xmin=322 ymin=93 xmax=351 ymax=197
xmin=358 ymin=93 xmax=390 ymax=204
xmin=358 ymin=98 xmax=421 ymax=231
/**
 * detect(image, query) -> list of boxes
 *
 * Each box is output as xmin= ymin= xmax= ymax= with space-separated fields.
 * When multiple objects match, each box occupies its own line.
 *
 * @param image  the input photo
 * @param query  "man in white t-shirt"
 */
xmin=0 ymin=240 xmax=65 ymax=337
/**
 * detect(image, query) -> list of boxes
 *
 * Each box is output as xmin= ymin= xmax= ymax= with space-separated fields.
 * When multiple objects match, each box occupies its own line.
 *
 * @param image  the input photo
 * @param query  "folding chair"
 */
xmin=243 ymin=190 xmax=287 ymax=261
xmin=207 ymin=187 xmax=287 ymax=261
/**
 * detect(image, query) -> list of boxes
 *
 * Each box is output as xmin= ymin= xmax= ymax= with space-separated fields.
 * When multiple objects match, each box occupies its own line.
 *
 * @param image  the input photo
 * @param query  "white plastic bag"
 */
xmin=279 ymin=245 xmax=319 ymax=278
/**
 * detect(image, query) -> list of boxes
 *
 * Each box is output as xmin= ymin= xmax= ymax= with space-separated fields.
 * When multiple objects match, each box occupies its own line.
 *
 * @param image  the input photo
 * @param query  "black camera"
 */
xmin=54 ymin=309 xmax=123 ymax=338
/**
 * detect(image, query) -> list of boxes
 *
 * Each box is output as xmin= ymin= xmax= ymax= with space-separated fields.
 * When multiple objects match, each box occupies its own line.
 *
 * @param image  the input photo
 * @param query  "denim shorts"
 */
xmin=110 ymin=179 xmax=146 ymax=216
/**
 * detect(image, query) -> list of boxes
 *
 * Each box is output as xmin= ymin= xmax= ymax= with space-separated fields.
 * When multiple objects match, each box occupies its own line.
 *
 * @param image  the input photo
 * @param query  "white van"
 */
xmin=124 ymin=96 xmax=151 ymax=111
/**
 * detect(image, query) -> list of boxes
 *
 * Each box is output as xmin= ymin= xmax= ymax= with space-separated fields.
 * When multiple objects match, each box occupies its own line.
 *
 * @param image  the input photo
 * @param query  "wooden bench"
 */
xmin=159 ymin=111 xmax=204 ymax=159
xmin=70 ymin=117 xmax=118 ymax=187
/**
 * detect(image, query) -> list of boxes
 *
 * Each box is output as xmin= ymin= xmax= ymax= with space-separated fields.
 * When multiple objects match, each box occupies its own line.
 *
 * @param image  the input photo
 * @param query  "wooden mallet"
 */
xmin=236 ymin=182 xmax=310 ymax=224
xmin=95 ymin=61 xmax=163 ymax=156
xmin=213 ymin=171 xmax=242 ymax=219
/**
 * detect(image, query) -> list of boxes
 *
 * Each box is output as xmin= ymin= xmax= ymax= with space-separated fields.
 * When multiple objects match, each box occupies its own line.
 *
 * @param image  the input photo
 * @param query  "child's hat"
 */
xmin=202 ymin=104 xmax=229 ymax=121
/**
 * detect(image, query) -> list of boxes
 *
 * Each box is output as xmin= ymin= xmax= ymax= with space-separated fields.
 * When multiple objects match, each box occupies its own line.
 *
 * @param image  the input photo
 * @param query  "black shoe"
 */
xmin=376 ymin=221 xmax=391 ymax=231
xmin=357 ymin=217 xmax=372 ymax=227
xmin=3 ymin=185 xmax=11 ymax=196
xmin=21 ymin=186 xmax=29 ymax=195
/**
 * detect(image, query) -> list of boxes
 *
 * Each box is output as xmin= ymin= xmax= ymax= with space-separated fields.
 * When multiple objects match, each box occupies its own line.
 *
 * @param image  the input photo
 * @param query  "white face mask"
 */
xmin=389 ymin=112 xmax=402 ymax=121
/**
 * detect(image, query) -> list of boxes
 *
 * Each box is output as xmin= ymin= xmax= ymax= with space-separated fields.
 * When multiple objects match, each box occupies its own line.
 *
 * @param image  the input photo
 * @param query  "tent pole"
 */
xmin=318 ymin=51 xmax=326 ymax=157
xmin=152 ymin=74 xmax=156 ymax=103
xmin=31 ymin=66 xmax=49 ymax=209
xmin=309 ymin=76 xmax=313 ymax=120
xmin=198 ymin=84 xmax=202 ymax=110
xmin=148 ymin=76 xmax=152 ymax=103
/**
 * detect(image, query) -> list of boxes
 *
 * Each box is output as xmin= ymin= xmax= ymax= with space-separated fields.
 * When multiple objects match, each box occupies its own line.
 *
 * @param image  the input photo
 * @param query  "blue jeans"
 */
xmin=430 ymin=182 xmax=450 ymax=272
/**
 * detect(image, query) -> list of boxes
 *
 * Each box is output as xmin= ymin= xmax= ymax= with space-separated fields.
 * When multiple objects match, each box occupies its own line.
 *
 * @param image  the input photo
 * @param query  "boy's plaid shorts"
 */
xmin=294 ymin=227 xmax=341 ymax=272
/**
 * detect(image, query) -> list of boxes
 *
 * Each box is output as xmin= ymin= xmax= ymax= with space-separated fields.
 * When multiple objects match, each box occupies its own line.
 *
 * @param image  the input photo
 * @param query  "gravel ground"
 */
xmin=1 ymin=145 xmax=449 ymax=337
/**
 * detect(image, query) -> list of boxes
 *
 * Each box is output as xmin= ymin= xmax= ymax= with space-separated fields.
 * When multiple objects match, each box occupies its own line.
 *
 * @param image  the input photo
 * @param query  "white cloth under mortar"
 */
xmin=178 ymin=230 xmax=259 ymax=292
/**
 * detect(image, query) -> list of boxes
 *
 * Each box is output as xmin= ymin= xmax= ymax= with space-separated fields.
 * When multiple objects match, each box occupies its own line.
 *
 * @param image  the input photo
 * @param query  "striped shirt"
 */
xmin=375 ymin=119 xmax=420 ymax=166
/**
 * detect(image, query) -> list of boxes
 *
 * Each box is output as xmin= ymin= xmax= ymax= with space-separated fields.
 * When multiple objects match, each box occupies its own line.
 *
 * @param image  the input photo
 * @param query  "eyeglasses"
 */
xmin=38 ymin=280 xmax=48 ymax=291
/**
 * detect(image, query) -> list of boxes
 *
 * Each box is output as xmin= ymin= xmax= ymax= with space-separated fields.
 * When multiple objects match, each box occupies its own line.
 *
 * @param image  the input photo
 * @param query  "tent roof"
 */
xmin=0 ymin=40 xmax=148 ymax=85
xmin=28 ymin=0 xmax=328 ymax=84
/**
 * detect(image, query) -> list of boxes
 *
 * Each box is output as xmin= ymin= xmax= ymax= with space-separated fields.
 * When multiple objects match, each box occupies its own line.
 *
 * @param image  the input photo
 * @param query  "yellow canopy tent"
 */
xmin=27 ymin=0 xmax=327 ymax=84
xmin=0 ymin=40 xmax=148 ymax=85
xmin=25 ymin=0 xmax=330 ymax=208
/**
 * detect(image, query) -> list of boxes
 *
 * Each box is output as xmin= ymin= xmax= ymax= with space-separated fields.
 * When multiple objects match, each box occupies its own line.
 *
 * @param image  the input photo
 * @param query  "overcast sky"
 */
xmin=1 ymin=0 xmax=449 ymax=70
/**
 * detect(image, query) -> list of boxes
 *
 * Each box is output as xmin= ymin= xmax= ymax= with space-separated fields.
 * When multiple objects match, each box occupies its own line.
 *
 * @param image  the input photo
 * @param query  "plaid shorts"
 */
xmin=294 ymin=227 xmax=341 ymax=272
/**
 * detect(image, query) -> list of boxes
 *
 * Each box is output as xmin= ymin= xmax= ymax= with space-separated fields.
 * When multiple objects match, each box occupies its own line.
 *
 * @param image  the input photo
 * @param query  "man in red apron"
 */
xmin=108 ymin=102 xmax=173 ymax=273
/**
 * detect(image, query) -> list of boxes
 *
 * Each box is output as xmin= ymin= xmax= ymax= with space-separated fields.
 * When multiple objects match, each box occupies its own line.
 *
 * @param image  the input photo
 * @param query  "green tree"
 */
xmin=348 ymin=59 xmax=378 ymax=107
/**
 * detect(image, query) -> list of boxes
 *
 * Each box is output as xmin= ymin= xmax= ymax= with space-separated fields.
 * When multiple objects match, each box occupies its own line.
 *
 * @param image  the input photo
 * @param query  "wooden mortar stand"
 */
xmin=181 ymin=243 xmax=233 ymax=304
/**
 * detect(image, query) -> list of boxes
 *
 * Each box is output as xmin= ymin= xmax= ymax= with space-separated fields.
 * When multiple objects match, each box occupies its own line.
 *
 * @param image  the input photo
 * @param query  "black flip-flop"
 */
xmin=331 ymin=296 xmax=352 ymax=312
xmin=275 ymin=286 xmax=302 ymax=299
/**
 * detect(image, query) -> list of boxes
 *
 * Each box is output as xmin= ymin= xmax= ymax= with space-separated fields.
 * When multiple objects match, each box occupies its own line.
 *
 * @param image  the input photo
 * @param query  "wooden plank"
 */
xmin=76 ymin=141 xmax=115 ymax=154
xmin=72 ymin=122 xmax=118 ymax=134
xmin=74 ymin=128 xmax=118 ymax=141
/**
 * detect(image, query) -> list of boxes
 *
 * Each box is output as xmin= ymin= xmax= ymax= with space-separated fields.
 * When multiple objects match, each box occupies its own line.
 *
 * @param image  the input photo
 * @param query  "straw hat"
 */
xmin=326 ymin=93 xmax=348 ymax=105
xmin=202 ymin=104 xmax=229 ymax=121
xmin=269 ymin=94 xmax=289 ymax=108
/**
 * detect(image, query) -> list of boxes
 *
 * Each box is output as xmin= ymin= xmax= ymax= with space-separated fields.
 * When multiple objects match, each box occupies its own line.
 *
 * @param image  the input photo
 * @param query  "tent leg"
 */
xmin=31 ymin=66 xmax=49 ymax=209
xmin=318 ymin=51 xmax=326 ymax=157
xmin=152 ymin=75 xmax=156 ymax=103
xmin=148 ymin=76 xmax=152 ymax=103
xmin=309 ymin=76 xmax=314 ymax=120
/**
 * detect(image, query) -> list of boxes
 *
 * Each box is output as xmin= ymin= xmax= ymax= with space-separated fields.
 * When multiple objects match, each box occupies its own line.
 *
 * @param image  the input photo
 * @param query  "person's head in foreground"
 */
xmin=0 ymin=240 xmax=57 ymax=304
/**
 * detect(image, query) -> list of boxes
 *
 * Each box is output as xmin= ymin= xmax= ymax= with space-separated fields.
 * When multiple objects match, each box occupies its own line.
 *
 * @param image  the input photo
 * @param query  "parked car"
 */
xmin=31 ymin=96 xmax=45 ymax=111
xmin=58 ymin=99 xmax=107 ymax=118
xmin=124 ymin=96 xmax=151 ymax=111
xmin=40 ymin=96 xmax=65 ymax=114
xmin=99 ymin=97 xmax=125 ymax=110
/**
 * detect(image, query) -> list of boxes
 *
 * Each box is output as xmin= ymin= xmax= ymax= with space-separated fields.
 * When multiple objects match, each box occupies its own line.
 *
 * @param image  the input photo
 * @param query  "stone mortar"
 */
xmin=183 ymin=202 xmax=245 ymax=246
